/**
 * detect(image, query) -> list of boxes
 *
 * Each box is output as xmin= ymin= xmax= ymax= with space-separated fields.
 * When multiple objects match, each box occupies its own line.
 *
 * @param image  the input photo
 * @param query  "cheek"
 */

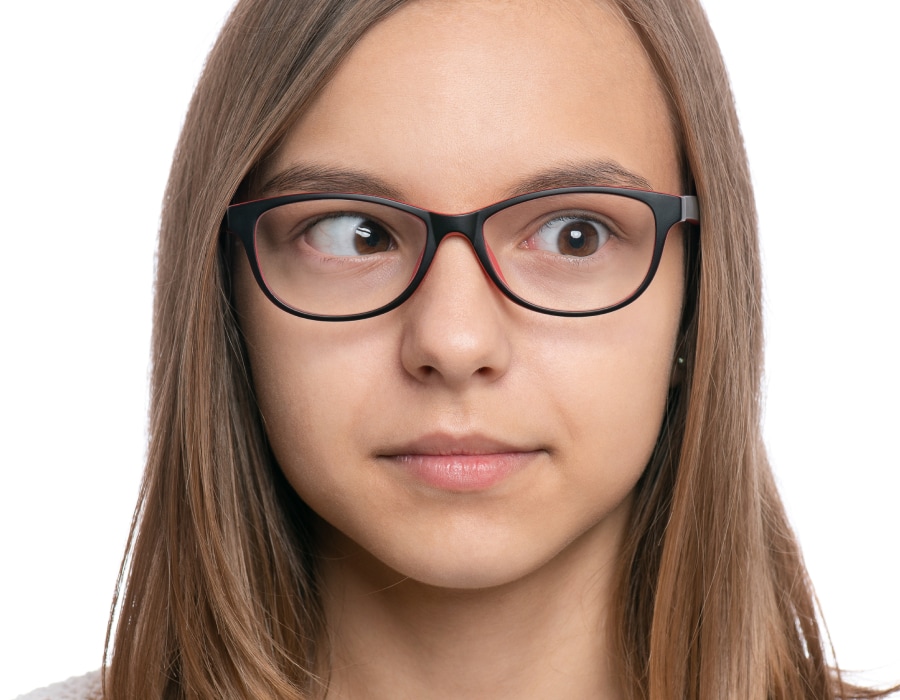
xmin=535 ymin=316 xmax=677 ymax=500
xmin=539 ymin=239 xmax=684 ymax=443
xmin=234 ymin=257 xmax=396 ymax=484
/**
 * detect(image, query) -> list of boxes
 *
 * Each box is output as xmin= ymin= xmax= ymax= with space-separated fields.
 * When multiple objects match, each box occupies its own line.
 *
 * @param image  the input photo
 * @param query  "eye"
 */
xmin=526 ymin=215 xmax=611 ymax=257
xmin=304 ymin=214 xmax=395 ymax=256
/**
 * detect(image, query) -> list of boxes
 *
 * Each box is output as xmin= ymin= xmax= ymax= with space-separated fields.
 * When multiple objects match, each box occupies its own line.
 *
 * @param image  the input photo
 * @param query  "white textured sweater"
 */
xmin=15 ymin=671 xmax=102 ymax=700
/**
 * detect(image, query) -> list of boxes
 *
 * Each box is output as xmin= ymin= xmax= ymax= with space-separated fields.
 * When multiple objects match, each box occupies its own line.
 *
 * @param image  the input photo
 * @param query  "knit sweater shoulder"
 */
xmin=15 ymin=670 xmax=102 ymax=700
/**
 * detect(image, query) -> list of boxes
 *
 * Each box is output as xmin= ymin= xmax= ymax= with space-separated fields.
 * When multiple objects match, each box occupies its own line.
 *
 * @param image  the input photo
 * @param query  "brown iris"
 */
xmin=353 ymin=220 xmax=392 ymax=254
xmin=556 ymin=221 xmax=601 ymax=257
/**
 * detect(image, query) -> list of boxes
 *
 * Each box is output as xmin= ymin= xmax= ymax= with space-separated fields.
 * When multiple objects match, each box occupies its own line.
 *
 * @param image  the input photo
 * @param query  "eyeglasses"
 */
xmin=225 ymin=187 xmax=699 ymax=321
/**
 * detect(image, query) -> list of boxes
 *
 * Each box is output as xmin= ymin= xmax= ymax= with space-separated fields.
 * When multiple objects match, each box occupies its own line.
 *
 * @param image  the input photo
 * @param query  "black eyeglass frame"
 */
xmin=225 ymin=186 xmax=700 ymax=321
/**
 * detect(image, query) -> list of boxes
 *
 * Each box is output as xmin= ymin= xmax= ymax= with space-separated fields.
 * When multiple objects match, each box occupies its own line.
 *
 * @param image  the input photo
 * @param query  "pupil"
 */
xmin=559 ymin=221 xmax=598 ymax=256
xmin=567 ymin=228 xmax=585 ymax=248
xmin=354 ymin=221 xmax=390 ymax=254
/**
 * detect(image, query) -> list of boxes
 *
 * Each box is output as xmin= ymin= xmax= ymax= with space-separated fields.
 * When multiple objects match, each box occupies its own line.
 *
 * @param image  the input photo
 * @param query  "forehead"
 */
xmin=266 ymin=0 xmax=680 ymax=209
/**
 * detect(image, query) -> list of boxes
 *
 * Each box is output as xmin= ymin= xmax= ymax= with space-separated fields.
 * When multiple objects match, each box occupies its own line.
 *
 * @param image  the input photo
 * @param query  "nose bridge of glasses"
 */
xmin=421 ymin=210 xmax=502 ymax=285
xmin=429 ymin=211 xmax=482 ymax=245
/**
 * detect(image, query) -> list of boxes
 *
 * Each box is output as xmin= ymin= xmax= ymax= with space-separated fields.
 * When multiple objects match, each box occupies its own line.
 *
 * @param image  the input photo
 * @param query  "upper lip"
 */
xmin=378 ymin=432 xmax=541 ymax=457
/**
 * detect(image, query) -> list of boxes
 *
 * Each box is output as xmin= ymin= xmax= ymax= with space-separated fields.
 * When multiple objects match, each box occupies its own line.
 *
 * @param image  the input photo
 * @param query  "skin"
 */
xmin=235 ymin=0 xmax=685 ymax=697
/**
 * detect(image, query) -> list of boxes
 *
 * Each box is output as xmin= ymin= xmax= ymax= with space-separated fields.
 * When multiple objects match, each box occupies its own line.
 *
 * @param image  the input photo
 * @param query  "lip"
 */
xmin=379 ymin=433 xmax=543 ymax=492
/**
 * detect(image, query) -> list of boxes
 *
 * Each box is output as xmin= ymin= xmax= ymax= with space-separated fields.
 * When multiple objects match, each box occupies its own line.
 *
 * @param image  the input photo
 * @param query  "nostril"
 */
xmin=474 ymin=365 xmax=497 ymax=379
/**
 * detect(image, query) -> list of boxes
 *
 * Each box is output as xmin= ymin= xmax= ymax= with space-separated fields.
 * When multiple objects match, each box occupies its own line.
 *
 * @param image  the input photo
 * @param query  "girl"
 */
xmin=17 ymin=0 xmax=898 ymax=697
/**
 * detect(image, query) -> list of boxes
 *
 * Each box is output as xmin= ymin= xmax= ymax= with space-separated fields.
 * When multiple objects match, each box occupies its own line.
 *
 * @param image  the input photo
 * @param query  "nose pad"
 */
xmin=399 ymin=234 xmax=512 ymax=387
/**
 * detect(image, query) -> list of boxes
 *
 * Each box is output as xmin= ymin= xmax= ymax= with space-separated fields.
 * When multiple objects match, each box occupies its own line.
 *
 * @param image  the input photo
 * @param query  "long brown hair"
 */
xmin=104 ymin=1 xmax=894 ymax=697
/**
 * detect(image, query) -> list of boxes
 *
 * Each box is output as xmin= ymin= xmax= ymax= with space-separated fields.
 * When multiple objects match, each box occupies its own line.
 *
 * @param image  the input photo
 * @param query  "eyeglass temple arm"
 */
xmin=681 ymin=195 xmax=700 ymax=224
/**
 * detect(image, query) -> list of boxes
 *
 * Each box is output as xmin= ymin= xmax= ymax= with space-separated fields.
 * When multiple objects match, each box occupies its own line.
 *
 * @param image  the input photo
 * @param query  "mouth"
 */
xmin=378 ymin=433 xmax=544 ymax=492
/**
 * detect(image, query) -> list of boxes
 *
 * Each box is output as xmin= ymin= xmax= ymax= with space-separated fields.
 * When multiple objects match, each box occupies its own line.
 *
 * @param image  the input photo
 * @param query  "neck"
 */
xmin=316 ymin=507 xmax=628 ymax=700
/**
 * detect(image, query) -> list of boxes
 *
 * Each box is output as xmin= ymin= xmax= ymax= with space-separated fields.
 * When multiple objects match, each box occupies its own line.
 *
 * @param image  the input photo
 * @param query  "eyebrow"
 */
xmin=257 ymin=158 xmax=653 ymax=202
xmin=504 ymin=160 xmax=653 ymax=196
xmin=258 ymin=164 xmax=405 ymax=200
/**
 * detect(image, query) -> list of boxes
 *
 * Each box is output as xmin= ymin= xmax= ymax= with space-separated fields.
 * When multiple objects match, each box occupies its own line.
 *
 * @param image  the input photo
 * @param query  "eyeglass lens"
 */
xmin=252 ymin=192 xmax=657 ymax=316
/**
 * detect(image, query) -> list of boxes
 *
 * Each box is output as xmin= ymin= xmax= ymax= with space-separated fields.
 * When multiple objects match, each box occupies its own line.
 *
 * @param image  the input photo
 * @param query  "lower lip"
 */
xmin=386 ymin=452 xmax=539 ymax=492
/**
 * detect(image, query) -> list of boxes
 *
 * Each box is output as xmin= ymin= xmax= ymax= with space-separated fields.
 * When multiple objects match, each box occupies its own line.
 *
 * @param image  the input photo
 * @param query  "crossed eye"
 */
xmin=301 ymin=211 xmax=613 ymax=259
xmin=303 ymin=214 xmax=396 ymax=255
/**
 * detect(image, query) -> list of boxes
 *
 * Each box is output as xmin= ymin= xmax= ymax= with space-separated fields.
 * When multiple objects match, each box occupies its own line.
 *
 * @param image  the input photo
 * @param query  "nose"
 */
xmin=399 ymin=234 xmax=512 ymax=388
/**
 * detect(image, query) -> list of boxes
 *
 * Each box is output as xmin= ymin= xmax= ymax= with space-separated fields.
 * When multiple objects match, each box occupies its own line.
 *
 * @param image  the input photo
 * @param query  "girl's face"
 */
xmin=236 ymin=0 xmax=684 ymax=589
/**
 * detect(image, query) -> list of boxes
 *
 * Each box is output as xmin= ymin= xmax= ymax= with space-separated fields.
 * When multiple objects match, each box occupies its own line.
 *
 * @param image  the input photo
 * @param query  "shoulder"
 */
xmin=14 ymin=670 xmax=102 ymax=700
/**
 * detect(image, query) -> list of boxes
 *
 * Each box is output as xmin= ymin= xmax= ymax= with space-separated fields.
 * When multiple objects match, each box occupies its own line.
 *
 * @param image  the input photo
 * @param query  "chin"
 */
xmin=318 ymin=513 xmax=563 ymax=592
xmin=398 ymin=552 xmax=544 ymax=592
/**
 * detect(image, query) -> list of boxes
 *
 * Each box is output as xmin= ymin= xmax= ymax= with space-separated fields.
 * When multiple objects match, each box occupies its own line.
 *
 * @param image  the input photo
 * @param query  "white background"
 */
xmin=1 ymin=1 xmax=897 ymax=697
